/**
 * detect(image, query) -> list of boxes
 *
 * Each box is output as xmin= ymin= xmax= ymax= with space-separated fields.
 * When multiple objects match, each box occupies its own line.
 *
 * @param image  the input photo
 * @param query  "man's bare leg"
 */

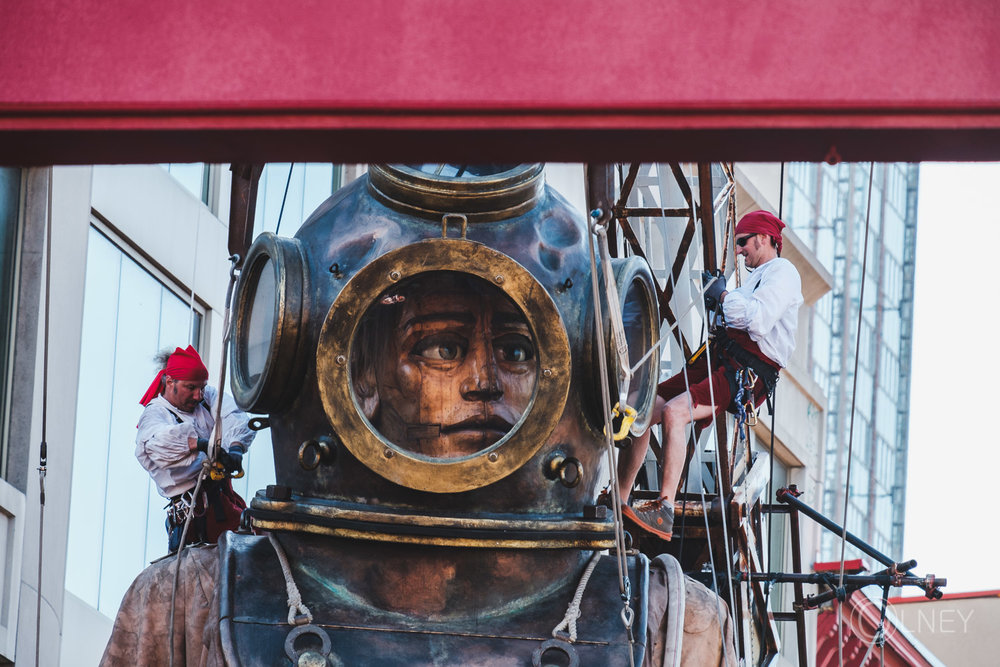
xmin=658 ymin=392 xmax=715 ymax=504
xmin=616 ymin=396 xmax=664 ymax=501
xmin=617 ymin=392 xmax=716 ymax=504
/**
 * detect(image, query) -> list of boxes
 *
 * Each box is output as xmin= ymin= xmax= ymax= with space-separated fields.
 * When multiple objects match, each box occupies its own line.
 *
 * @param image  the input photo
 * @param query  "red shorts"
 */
xmin=658 ymin=330 xmax=778 ymax=430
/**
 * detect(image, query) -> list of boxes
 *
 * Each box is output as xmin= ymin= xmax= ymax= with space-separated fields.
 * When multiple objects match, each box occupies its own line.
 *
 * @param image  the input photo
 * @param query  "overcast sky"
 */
xmin=902 ymin=162 xmax=1000 ymax=594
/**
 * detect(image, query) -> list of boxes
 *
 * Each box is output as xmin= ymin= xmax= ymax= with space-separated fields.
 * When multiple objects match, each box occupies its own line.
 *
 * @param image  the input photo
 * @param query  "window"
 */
xmin=253 ymin=163 xmax=342 ymax=237
xmin=65 ymin=225 xmax=206 ymax=615
xmin=0 ymin=169 xmax=20 ymax=474
xmin=161 ymin=163 xmax=210 ymax=204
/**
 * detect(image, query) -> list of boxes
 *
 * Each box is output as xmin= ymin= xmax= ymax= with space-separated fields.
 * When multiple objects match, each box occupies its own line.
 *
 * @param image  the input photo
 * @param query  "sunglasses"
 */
xmin=735 ymin=235 xmax=754 ymax=247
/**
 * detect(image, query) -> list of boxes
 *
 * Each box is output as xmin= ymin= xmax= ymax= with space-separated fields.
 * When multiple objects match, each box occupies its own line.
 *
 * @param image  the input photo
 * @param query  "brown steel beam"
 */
xmin=228 ymin=163 xmax=264 ymax=262
xmin=698 ymin=162 xmax=718 ymax=270
xmin=788 ymin=507 xmax=810 ymax=667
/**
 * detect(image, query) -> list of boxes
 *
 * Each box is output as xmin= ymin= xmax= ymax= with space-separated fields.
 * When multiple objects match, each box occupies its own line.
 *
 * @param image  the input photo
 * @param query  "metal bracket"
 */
xmin=441 ymin=213 xmax=468 ymax=239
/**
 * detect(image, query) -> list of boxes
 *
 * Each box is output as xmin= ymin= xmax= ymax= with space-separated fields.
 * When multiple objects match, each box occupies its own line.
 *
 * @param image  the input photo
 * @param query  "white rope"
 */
xmin=585 ymin=207 xmax=636 ymax=667
xmin=169 ymin=256 xmax=239 ymax=667
xmin=269 ymin=533 xmax=313 ymax=625
xmin=552 ymin=551 xmax=603 ymax=642
xmin=593 ymin=222 xmax=632 ymax=401
xmin=629 ymin=277 xmax=720 ymax=377
xmin=653 ymin=162 xmax=737 ymax=663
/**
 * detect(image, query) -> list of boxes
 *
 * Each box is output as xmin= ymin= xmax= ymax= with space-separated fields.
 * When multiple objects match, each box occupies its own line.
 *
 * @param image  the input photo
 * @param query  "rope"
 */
xmin=764 ymin=162 xmax=786 ymax=614
xmin=552 ymin=551 xmax=602 ymax=642
xmin=168 ymin=255 xmax=240 ymax=667
xmin=585 ymin=207 xmax=636 ymax=667
xmin=858 ymin=588 xmax=890 ymax=666
xmin=269 ymin=533 xmax=313 ymax=625
xmin=837 ymin=162 xmax=876 ymax=667
xmin=649 ymin=161 xmax=735 ymax=662
xmin=34 ymin=169 xmax=55 ymax=667
xmin=594 ymin=220 xmax=632 ymax=401
xmin=693 ymin=307 xmax=740 ymax=664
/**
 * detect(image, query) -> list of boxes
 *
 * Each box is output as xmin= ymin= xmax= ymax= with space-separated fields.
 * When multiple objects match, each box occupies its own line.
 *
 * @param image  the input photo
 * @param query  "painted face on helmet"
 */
xmin=353 ymin=273 xmax=537 ymax=458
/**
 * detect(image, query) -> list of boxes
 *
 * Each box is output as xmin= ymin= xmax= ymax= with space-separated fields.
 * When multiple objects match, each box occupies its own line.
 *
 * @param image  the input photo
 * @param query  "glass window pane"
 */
xmin=161 ymin=163 xmax=208 ymax=203
xmin=66 ymin=226 xmax=228 ymax=618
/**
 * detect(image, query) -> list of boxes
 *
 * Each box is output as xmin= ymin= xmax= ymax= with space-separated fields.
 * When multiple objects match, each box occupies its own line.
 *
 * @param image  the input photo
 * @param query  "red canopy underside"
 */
xmin=3 ymin=1 xmax=999 ymax=164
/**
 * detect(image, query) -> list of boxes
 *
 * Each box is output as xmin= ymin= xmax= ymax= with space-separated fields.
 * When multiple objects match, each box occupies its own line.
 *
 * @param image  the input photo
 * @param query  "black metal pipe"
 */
xmin=738 ymin=572 xmax=943 ymax=588
xmin=775 ymin=486 xmax=895 ymax=567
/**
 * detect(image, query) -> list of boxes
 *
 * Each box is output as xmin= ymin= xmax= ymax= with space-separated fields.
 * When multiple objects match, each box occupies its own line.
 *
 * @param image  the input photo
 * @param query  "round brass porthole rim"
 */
xmin=230 ymin=232 xmax=307 ymax=413
xmin=368 ymin=164 xmax=545 ymax=223
xmin=616 ymin=257 xmax=661 ymax=435
xmin=316 ymin=238 xmax=571 ymax=494
xmin=585 ymin=256 xmax=661 ymax=436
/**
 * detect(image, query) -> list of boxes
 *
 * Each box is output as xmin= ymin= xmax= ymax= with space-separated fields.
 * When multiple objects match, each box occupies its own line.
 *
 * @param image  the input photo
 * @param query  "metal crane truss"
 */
xmin=599 ymin=162 xmax=944 ymax=666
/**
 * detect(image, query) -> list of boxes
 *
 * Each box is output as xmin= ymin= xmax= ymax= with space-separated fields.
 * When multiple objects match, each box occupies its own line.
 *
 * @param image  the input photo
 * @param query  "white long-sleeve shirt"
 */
xmin=135 ymin=385 xmax=255 ymax=498
xmin=721 ymin=257 xmax=803 ymax=368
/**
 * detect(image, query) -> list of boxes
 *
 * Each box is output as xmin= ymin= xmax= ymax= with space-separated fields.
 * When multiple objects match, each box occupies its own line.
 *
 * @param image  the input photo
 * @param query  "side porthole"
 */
xmin=230 ymin=232 xmax=308 ymax=413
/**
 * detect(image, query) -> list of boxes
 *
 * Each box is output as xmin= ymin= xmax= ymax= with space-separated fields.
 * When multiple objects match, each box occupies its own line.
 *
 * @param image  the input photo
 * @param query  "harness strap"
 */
xmin=712 ymin=334 xmax=779 ymax=395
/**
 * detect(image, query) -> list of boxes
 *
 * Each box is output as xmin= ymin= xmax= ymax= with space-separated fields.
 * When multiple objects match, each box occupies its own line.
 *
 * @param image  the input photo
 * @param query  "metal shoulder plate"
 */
xmin=217 ymin=533 xmax=648 ymax=666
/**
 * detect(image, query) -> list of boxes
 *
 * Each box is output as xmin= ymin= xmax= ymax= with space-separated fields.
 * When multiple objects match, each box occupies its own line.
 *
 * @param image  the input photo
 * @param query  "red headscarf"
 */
xmin=735 ymin=210 xmax=786 ymax=254
xmin=139 ymin=345 xmax=209 ymax=406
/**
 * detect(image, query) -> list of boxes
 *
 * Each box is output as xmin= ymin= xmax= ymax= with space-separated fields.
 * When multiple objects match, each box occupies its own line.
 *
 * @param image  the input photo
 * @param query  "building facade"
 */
xmin=781 ymin=163 xmax=919 ymax=561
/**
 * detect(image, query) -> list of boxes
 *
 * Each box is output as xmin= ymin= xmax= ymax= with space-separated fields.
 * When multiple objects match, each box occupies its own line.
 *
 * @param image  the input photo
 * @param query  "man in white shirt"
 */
xmin=617 ymin=211 xmax=803 ymax=540
xmin=136 ymin=345 xmax=255 ymax=551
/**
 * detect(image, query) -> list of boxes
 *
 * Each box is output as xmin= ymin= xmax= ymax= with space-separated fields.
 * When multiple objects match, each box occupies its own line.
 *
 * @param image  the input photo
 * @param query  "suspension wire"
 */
xmin=585 ymin=208 xmax=636 ymax=667
xmin=652 ymin=162 xmax=735 ymax=662
xmin=858 ymin=586 xmax=891 ymax=666
xmin=765 ymin=162 xmax=786 ymax=613
xmin=34 ymin=170 xmax=55 ymax=667
xmin=720 ymin=165 xmax=762 ymax=652
xmin=695 ymin=297 xmax=740 ymax=664
xmin=187 ymin=218 xmax=202 ymax=344
xmin=274 ymin=163 xmax=295 ymax=236
xmin=837 ymin=163 xmax=876 ymax=667
xmin=169 ymin=255 xmax=240 ymax=667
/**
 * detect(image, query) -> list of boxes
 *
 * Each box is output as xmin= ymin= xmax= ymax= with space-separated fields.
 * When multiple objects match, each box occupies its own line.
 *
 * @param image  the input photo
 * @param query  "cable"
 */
xmin=274 ymin=163 xmax=295 ymax=236
xmin=837 ymin=163 xmax=876 ymax=667
xmin=585 ymin=207 xmax=635 ymax=667
xmin=168 ymin=256 xmax=240 ymax=667
xmin=650 ymin=161 xmax=735 ymax=662
xmin=765 ymin=162 xmax=785 ymax=613
xmin=34 ymin=168 xmax=55 ymax=667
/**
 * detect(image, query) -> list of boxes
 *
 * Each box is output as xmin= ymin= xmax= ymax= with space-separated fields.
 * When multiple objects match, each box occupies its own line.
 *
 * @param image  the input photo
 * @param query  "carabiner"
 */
xmin=604 ymin=402 xmax=638 ymax=441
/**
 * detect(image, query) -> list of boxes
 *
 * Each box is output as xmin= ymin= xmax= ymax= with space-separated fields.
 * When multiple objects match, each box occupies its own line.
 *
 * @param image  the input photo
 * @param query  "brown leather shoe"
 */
xmin=622 ymin=499 xmax=674 ymax=541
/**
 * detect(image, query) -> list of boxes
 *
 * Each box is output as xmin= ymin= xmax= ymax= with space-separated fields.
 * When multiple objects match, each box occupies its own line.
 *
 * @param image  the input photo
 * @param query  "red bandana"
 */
xmin=139 ymin=345 xmax=209 ymax=406
xmin=735 ymin=210 xmax=786 ymax=254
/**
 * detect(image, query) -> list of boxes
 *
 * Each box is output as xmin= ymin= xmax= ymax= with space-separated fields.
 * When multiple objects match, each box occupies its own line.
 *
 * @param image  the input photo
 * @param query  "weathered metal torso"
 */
xmin=218 ymin=533 xmax=648 ymax=666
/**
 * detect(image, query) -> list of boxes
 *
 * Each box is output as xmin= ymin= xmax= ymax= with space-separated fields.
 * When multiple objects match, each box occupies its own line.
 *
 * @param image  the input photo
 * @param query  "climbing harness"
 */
xmin=733 ymin=368 xmax=759 ymax=434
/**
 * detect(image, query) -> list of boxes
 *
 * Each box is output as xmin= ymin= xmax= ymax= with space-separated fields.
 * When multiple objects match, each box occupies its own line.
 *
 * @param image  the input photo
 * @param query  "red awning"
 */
xmin=2 ymin=1 xmax=1000 ymax=164
xmin=816 ymin=593 xmax=940 ymax=667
